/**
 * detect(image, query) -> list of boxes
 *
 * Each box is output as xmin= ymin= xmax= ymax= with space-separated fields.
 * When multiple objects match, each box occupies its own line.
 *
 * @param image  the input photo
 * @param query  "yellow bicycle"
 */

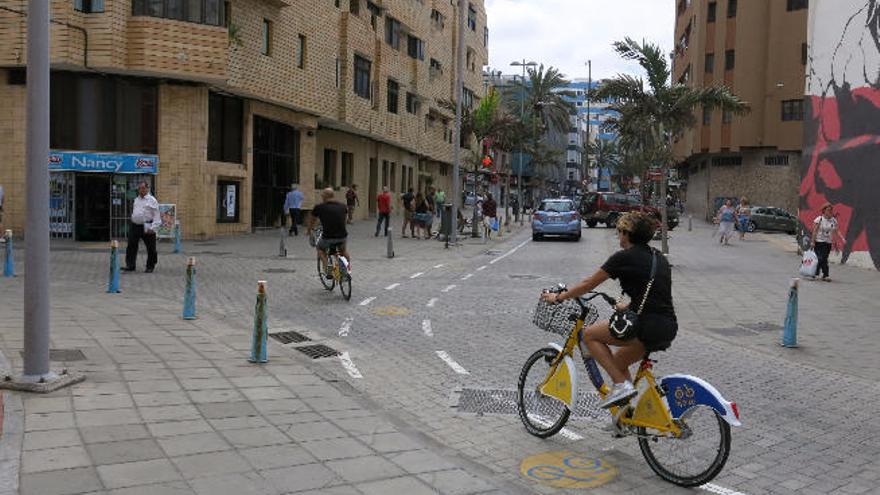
xmin=517 ymin=287 xmax=741 ymax=487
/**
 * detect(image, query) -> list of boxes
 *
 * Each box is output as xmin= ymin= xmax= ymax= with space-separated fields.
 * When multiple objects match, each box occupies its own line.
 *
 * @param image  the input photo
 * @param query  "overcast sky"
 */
xmin=484 ymin=0 xmax=675 ymax=82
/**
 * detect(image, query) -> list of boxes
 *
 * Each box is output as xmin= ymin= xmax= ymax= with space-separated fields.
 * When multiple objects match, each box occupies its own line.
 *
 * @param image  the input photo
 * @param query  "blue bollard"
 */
xmin=781 ymin=278 xmax=799 ymax=348
xmin=173 ymin=221 xmax=182 ymax=254
xmin=182 ymin=257 xmax=197 ymax=319
xmin=249 ymin=280 xmax=269 ymax=363
xmin=107 ymin=240 xmax=120 ymax=293
xmin=3 ymin=230 xmax=14 ymax=277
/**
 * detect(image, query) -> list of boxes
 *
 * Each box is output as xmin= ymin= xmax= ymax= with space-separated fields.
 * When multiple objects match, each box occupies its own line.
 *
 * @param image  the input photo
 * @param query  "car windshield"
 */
xmin=539 ymin=201 xmax=573 ymax=212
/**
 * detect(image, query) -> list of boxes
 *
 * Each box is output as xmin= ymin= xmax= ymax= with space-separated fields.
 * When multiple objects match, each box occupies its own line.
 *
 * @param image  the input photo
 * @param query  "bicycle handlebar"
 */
xmin=543 ymin=285 xmax=616 ymax=309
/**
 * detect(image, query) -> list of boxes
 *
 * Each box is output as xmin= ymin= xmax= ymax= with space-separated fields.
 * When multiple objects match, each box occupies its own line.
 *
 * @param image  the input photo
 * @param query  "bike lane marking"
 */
xmin=436 ymin=351 xmax=469 ymax=374
xmin=699 ymin=484 xmax=750 ymax=495
xmin=489 ymin=239 xmax=530 ymax=265
xmin=461 ymin=273 xmax=473 ymax=280
xmin=526 ymin=414 xmax=583 ymax=441
xmin=358 ymin=297 xmax=376 ymax=306
xmin=433 ymin=264 xmax=445 ymax=268
xmin=339 ymin=352 xmax=363 ymax=379
xmin=338 ymin=317 xmax=353 ymax=337
xmin=385 ymin=283 xmax=401 ymax=290
xmin=410 ymin=272 xmax=424 ymax=279
xmin=520 ymin=450 xmax=617 ymax=489
xmin=426 ymin=298 xmax=439 ymax=308
xmin=476 ymin=265 xmax=487 ymax=271
xmin=422 ymin=319 xmax=433 ymax=337
xmin=441 ymin=284 xmax=457 ymax=293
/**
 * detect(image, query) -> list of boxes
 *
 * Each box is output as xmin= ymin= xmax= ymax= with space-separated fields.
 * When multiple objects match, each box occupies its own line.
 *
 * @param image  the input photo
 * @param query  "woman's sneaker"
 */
xmin=599 ymin=381 xmax=637 ymax=409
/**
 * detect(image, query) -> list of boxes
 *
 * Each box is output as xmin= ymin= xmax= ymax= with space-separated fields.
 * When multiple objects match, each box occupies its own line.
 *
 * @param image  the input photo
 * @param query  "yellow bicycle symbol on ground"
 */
xmin=520 ymin=450 xmax=618 ymax=488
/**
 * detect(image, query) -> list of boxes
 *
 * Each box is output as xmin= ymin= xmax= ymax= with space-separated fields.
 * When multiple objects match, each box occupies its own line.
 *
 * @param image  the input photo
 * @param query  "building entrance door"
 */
xmin=252 ymin=116 xmax=299 ymax=229
xmin=74 ymin=174 xmax=111 ymax=242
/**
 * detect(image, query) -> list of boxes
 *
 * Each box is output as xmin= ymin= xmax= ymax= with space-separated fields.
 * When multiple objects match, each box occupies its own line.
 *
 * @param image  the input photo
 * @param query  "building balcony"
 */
xmin=127 ymin=16 xmax=227 ymax=81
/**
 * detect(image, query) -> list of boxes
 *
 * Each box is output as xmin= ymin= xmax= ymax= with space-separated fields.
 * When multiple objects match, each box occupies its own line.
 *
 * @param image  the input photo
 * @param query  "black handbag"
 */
xmin=608 ymin=249 xmax=658 ymax=340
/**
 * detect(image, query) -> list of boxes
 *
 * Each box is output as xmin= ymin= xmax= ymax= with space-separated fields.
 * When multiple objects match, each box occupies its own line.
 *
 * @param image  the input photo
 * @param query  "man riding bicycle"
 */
xmin=308 ymin=188 xmax=351 ymax=277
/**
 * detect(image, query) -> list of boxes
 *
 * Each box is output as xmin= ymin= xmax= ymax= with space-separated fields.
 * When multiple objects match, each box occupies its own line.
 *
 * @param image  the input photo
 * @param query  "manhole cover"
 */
xmin=509 ymin=274 xmax=540 ymax=280
xmin=263 ymin=268 xmax=297 ymax=274
xmin=455 ymin=388 xmax=608 ymax=422
xmin=294 ymin=344 xmax=340 ymax=359
xmin=485 ymin=249 xmax=502 ymax=255
xmin=20 ymin=349 xmax=86 ymax=362
xmin=269 ymin=331 xmax=311 ymax=344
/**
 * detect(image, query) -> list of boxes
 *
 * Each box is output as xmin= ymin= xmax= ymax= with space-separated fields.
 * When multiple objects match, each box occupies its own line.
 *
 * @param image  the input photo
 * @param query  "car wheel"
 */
xmin=747 ymin=221 xmax=757 ymax=233
xmin=586 ymin=220 xmax=597 ymax=228
xmin=606 ymin=214 xmax=619 ymax=228
xmin=573 ymin=233 xmax=581 ymax=242
xmin=532 ymin=233 xmax=542 ymax=241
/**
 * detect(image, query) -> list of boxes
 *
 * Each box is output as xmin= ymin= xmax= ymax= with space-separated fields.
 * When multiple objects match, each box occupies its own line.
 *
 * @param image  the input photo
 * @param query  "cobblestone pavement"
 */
xmin=1 ymin=215 xmax=879 ymax=494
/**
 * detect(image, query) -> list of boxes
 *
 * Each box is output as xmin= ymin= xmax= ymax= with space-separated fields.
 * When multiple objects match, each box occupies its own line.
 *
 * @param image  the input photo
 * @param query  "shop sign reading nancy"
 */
xmin=48 ymin=150 xmax=159 ymax=174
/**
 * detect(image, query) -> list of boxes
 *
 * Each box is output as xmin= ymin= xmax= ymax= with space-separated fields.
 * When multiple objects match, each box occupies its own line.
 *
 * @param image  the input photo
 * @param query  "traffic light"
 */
xmin=481 ymin=156 xmax=492 ymax=168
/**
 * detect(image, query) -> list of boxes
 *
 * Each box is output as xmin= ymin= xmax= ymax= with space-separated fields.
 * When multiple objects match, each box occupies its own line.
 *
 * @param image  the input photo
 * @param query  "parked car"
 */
xmin=532 ymin=199 xmax=581 ymax=241
xmin=743 ymin=206 xmax=798 ymax=234
xmin=579 ymin=192 xmax=678 ymax=230
xmin=464 ymin=193 xmax=483 ymax=206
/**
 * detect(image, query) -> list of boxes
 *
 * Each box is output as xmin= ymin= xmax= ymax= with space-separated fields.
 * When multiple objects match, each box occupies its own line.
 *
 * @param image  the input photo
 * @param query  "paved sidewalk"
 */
xmin=0 ymin=275 xmax=520 ymax=495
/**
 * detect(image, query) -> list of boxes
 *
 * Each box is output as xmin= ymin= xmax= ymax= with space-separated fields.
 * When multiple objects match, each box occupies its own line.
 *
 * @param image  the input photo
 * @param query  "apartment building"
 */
xmin=0 ymin=0 xmax=488 ymax=240
xmin=672 ymin=0 xmax=808 ymax=218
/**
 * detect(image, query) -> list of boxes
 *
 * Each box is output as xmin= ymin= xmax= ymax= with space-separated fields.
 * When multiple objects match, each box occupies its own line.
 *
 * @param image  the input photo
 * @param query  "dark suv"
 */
xmin=580 ymin=192 xmax=678 ymax=230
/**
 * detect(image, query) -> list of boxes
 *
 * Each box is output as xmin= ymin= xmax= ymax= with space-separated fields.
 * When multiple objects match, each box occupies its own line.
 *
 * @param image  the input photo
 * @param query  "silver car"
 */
xmin=744 ymin=206 xmax=798 ymax=234
xmin=531 ymin=199 xmax=581 ymax=241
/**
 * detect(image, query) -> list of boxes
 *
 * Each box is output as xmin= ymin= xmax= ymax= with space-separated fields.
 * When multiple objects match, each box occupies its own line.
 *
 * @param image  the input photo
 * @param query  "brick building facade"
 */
xmin=0 ymin=0 xmax=488 ymax=240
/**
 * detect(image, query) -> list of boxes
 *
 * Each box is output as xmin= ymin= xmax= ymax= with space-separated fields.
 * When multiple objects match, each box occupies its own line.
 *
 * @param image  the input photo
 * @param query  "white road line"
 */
xmin=385 ymin=283 xmax=401 ymax=290
xmin=441 ymin=284 xmax=457 ymax=293
xmin=489 ymin=239 xmax=530 ymax=265
xmin=476 ymin=265 xmax=487 ymax=271
xmin=339 ymin=352 xmax=363 ymax=379
xmin=699 ymin=484 xmax=750 ymax=495
xmin=337 ymin=317 xmax=353 ymax=337
xmin=526 ymin=413 xmax=583 ymax=441
xmin=426 ymin=298 xmax=439 ymax=308
xmin=358 ymin=296 xmax=376 ymax=306
xmin=410 ymin=272 xmax=424 ymax=279
xmin=461 ymin=273 xmax=473 ymax=280
xmin=436 ymin=351 xmax=469 ymax=374
xmin=433 ymin=264 xmax=445 ymax=268
xmin=422 ymin=319 xmax=433 ymax=337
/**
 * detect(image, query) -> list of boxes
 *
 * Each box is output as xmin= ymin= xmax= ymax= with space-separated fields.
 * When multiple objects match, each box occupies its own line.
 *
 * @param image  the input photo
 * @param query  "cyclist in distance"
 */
xmin=540 ymin=211 xmax=677 ymax=408
xmin=308 ymin=188 xmax=351 ymax=277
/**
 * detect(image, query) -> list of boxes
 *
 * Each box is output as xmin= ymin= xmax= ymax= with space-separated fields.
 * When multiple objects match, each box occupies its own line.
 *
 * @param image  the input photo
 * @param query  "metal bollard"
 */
xmin=278 ymin=226 xmax=287 ymax=257
xmin=687 ymin=214 xmax=692 ymax=232
xmin=107 ymin=240 xmax=120 ymax=293
xmin=173 ymin=221 xmax=182 ymax=254
xmin=249 ymin=280 xmax=269 ymax=363
xmin=182 ymin=257 xmax=197 ymax=320
xmin=3 ymin=230 xmax=14 ymax=277
xmin=386 ymin=226 xmax=394 ymax=258
xmin=781 ymin=278 xmax=799 ymax=348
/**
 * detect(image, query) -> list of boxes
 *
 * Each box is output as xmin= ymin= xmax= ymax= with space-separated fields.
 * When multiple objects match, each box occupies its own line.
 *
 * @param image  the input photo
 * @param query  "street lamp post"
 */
xmin=510 ymin=60 xmax=536 ymax=225
xmin=585 ymin=60 xmax=591 ymax=192
xmin=449 ymin=0 xmax=466 ymax=246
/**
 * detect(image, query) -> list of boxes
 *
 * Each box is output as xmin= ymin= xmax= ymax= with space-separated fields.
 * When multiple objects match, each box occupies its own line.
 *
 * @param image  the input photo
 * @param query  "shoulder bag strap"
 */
xmin=636 ymin=249 xmax=658 ymax=315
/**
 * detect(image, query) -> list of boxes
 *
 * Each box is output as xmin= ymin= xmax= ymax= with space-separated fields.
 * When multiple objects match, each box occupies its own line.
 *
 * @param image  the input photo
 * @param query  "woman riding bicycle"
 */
xmin=541 ymin=211 xmax=677 ymax=409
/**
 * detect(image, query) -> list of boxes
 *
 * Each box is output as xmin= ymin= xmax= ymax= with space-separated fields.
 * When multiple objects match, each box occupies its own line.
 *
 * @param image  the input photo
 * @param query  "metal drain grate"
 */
xmin=455 ymin=388 xmax=609 ymax=422
xmin=294 ymin=344 xmax=340 ymax=359
xmin=263 ymin=268 xmax=297 ymax=274
xmin=269 ymin=331 xmax=312 ymax=344
xmin=485 ymin=249 xmax=502 ymax=255
xmin=20 ymin=349 xmax=86 ymax=362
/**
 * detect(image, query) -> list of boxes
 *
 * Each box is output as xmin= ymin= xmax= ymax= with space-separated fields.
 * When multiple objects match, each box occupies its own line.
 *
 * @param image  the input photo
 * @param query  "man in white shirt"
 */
xmin=124 ymin=181 xmax=160 ymax=273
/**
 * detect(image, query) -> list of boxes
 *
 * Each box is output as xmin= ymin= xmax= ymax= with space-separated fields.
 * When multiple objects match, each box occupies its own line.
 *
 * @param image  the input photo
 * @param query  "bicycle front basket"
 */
xmin=532 ymin=298 xmax=580 ymax=336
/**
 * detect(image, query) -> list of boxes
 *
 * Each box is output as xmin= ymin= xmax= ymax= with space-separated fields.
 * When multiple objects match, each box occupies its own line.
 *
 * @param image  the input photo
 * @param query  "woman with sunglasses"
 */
xmin=540 ymin=212 xmax=677 ymax=409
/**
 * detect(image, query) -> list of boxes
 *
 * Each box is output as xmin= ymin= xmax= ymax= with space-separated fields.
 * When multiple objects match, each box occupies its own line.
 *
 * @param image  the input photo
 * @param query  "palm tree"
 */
xmin=587 ymin=139 xmax=623 ymax=190
xmin=594 ymin=37 xmax=749 ymax=253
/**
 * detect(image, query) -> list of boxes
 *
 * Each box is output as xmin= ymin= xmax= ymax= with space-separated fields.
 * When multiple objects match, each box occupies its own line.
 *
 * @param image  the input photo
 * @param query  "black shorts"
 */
xmin=637 ymin=313 xmax=678 ymax=352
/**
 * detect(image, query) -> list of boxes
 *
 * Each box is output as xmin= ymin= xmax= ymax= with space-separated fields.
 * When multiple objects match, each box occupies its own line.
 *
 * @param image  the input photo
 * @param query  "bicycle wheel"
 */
xmin=638 ymin=405 xmax=731 ymax=487
xmin=317 ymin=256 xmax=335 ymax=291
xmin=338 ymin=264 xmax=352 ymax=301
xmin=517 ymin=347 xmax=571 ymax=438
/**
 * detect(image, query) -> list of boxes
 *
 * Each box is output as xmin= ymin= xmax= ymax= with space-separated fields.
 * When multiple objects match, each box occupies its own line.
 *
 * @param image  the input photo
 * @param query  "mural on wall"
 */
xmin=802 ymin=0 xmax=880 ymax=270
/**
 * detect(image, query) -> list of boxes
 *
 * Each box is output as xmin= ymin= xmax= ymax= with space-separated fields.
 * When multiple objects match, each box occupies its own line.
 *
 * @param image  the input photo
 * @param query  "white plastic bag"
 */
xmin=799 ymin=250 xmax=818 ymax=277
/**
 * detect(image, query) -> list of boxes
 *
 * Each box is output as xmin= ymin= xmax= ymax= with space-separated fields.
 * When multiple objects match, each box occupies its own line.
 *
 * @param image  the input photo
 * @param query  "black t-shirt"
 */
xmin=601 ymin=244 xmax=675 ymax=318
xmin=312 ymin=201 xmax=348 ymax=239
xmin=402 ymin=192 xmax=414 ymax=210
xmin=415 ymin=199 xmax=429 ymax=214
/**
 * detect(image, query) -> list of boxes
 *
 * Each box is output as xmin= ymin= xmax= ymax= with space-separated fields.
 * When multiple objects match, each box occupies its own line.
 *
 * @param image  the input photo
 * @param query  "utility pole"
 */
xmin=510 ymin=60 xmax=536 ymax=224
xmin=585 ymin=60 xmax=592 ymax=192
xmin=449 ymin=0 xmax=466 ymax=245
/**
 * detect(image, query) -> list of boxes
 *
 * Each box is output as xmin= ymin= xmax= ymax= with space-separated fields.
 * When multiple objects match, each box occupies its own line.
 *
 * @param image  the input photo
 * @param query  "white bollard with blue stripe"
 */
xmin=182 ymin=257 xmax=197 ymax=319
xmin=249 ymin=281 xmax=269 ymax=363
xmin=173 ymin=221 xmax=182 ymax=254
xmin=107 ymin=240 xmax=120 ymax=293
xmin=3 ymin=230 xmax=14 ymax=278
xmin=781 ymin=278 xmax=799 ymax=348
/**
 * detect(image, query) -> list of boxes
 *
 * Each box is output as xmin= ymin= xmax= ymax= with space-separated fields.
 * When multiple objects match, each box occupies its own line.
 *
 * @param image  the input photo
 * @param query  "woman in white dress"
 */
xmin=716 ymin=199 xmax=736 ymax=245
xmin=811 ymin=202 xmax=845 ymax=281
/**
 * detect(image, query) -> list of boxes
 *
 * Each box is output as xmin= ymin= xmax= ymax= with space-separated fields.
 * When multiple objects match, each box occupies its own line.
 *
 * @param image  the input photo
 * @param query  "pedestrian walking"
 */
xmin=345 ymin=184 xmax=359 ymax=224
xmin=715 ymin=199 xmax=736 ymax=245
xmin=810 ymin=202 xmax=845 ymax=282
xmin=123 ymin=181 xmax=160 ymax=273
xmin=375 ymin=186 xmax=392 ymax=237
xmin=481 ymin=192 xmax=497 ymax=239
xmin=283 ymin=184 xmax=304 ymax=236
xmin=401 ymin=187 xmax=415 ymax=238
xmin=736 ymin=197 xmax=751 ymax=241
xmin=413 ymin=192 xmax=433 ymax=240
xmin=434 ymin=188 xmax=446 ymax=219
